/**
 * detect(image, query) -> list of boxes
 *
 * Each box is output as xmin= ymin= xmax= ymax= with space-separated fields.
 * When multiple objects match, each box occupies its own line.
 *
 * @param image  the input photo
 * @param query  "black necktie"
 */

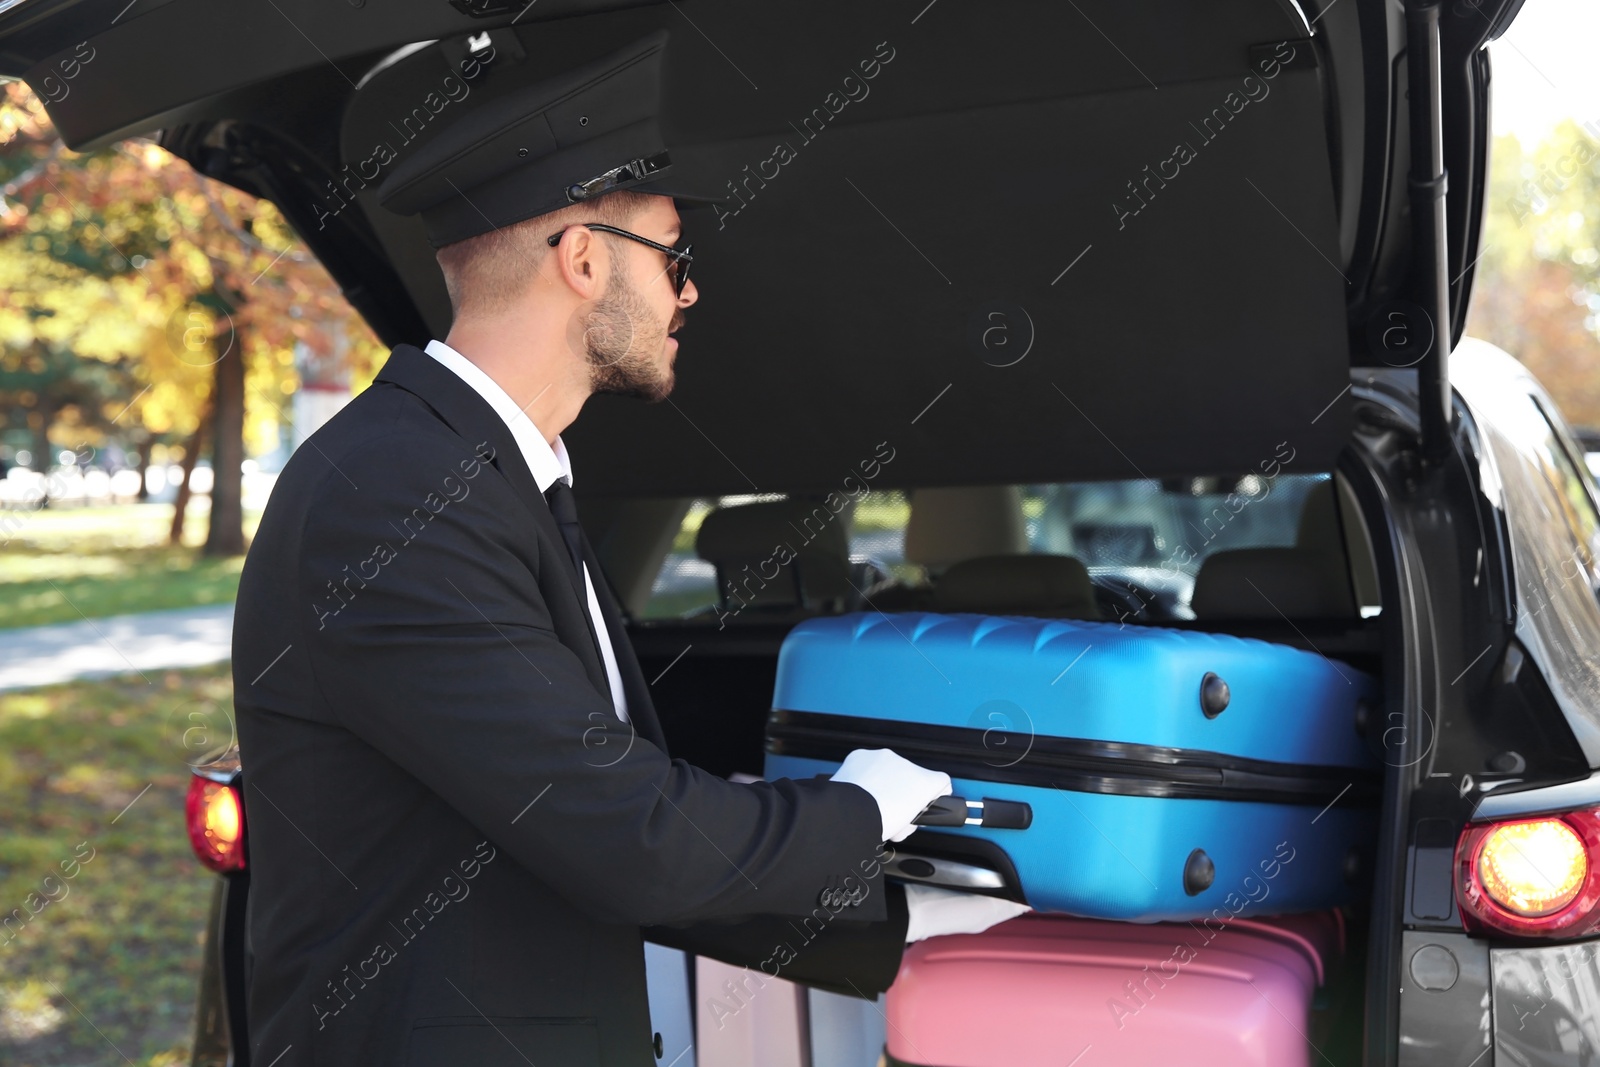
xmin=544 ymin=477 xmax=586 ymax=581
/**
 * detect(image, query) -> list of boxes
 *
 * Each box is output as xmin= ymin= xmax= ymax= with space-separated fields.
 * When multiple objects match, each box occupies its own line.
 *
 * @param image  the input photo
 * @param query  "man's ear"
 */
xmin=550 ymin=227 xmax=607 ymax=301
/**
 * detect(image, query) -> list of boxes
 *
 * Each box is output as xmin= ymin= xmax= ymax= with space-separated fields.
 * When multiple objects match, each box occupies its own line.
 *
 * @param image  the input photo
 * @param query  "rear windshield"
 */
xmin=642 ymin=471 xmax=1334 ymax=621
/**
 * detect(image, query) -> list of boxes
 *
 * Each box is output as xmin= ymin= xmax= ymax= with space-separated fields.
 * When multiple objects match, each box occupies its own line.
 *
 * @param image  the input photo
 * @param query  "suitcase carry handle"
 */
xmin=806 ymin=776 xmax=1033 ymax=830
xmin=914 ymin=795 xmax=1033 ymax=830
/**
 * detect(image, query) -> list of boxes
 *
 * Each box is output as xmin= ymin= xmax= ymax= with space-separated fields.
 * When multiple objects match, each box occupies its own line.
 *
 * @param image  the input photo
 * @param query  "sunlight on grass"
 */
xmin=0 ymin=666 xmax=228 ymax=1065
xmin=0 ymin=981 xmax=66 ymax=1043
xmin=2 ymin=503 xmax=213 ymax=554
xmin=1 ymin=694 xmax=53 ymax=721
xmin=0 ymin=555 xmax=124 ymax=583
xmin=0 ymin=504 xmax=258 ymax=630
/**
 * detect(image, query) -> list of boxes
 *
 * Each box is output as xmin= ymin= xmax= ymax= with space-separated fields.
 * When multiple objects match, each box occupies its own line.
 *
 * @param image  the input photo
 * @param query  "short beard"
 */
xmin=582 ymin=264 xmax=673 ymax=402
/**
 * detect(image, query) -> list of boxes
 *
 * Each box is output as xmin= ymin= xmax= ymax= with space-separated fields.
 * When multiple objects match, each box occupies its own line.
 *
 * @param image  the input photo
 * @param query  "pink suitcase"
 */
xmin=885 ymin=911 xmax=1343 ymax=1067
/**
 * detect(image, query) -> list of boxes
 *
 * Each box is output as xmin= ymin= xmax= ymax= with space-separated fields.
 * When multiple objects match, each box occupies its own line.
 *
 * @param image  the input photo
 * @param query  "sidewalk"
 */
xmin=0 ymin=604 xmax=234 ymax=692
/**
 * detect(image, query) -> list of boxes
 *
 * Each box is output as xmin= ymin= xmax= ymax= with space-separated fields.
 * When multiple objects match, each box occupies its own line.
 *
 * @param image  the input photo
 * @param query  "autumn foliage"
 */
xmin=1467 ymin=121 xmax=1600 ymax=431
xmin=0 ymin=81 xmax=384 ymax=552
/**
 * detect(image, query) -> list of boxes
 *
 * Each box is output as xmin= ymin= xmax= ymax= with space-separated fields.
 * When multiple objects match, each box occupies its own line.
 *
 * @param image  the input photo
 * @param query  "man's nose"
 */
xmin=677 ymin=276 xmax=699 ymax=309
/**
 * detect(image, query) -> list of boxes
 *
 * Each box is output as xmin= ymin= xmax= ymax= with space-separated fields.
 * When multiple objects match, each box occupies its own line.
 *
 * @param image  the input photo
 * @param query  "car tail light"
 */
xmin=1457 ymin=809 xmax=1600 ymax=938
xmin=186 ymin=777 xmax=246 ymax=873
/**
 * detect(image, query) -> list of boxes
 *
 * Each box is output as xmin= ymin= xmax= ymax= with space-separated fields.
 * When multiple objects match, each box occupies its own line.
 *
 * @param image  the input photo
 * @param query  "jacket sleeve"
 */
xmin=296 ymin=430 xmax=889 ymax=928
xmin=643 ymin=881 xmax=909 ymax=1000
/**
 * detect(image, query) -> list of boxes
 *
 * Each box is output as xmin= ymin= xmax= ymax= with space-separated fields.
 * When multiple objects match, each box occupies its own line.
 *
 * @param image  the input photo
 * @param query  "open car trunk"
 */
xmin=0 ymin=0 xmax=1513 ymax=496
xmin=0 ymin=3 xmax=1527 ymax=1065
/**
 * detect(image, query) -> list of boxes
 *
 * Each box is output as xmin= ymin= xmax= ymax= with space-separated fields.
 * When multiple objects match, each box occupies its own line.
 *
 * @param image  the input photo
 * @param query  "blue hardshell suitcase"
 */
xmin=763 ymin=612 xmax=1381 ymax=922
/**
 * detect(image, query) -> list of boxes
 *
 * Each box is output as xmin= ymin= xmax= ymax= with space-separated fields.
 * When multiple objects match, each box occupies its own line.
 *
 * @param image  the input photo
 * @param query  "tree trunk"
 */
xmin=204 ymin=343 xmax=246 ymax=557
xmin=135 ymin=437 xmax=154 ymax=502
xmin=169 ymin=419 xmax=206 ymax=547
xmin=29 ymin=400 xmax=55 ymax=507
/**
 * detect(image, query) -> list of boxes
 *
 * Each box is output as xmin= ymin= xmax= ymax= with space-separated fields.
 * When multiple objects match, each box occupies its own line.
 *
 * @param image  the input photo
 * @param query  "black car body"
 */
xmin=10 ymin=0 xmax=1600 ymax=1063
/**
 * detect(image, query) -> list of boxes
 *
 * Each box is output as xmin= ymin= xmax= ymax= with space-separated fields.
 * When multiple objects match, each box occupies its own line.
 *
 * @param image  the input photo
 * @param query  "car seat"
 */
xmin=695 ymin=498 xmax=854 ymax=615
xmin=875 ymin=486 xmax=1099 ymax=618
xmin=1190 ymin=479 xmax=1359 ymax=618
xmin=929 ymin=553 xmax=1101 ymax=618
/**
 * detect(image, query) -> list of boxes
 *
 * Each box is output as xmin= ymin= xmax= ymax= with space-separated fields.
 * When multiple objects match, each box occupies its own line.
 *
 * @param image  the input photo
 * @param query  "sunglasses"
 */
xmin=546 ymin=223 xmax=694 ymax=298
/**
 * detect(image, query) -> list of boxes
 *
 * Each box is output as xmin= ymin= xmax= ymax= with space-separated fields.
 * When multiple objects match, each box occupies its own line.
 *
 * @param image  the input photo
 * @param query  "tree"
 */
xmin=1466 ymin=122 xmax=1600 ymax=429
xmin=0 ymin=82 xmax=386 ymax=551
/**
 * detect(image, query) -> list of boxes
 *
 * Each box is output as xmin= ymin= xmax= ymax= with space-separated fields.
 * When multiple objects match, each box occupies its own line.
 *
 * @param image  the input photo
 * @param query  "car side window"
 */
xmin=1529 ymin=397 xmax=1600 ymax=600
xmin=640 ymin=498 xmax=718 ymax=619
xmin=849 ymin=488 xmax=913 ymax=584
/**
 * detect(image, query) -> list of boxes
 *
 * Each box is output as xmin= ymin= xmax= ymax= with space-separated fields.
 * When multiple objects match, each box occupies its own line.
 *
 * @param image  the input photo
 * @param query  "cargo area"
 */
xmin=612 ymin=468 xmax=1386 ymax=1062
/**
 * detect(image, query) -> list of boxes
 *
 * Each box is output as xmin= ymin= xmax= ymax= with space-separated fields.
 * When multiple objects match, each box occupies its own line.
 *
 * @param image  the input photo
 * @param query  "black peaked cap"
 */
xmin=377 ymin=29 xmax=726 ymax=248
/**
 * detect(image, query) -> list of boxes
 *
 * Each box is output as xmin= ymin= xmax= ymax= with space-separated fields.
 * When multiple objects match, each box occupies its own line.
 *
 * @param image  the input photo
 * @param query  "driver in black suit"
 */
xmin=233 ymin=30 xmax=1025 ymax=1067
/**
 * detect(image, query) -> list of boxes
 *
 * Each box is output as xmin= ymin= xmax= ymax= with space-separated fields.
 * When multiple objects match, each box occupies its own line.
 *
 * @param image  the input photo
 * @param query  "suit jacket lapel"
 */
xmin=580 ymin=527 xmax=670 ymax=754
xmin=374 ymin=344 xmax=608 ymax=690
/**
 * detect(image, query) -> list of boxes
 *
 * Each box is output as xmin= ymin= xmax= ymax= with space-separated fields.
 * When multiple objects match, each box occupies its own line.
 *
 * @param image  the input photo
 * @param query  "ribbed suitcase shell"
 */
xmin=764 ymin=612 xmax=1381 ymax=920
xmin=884 ymin=912 xmax=1342 ymax=1067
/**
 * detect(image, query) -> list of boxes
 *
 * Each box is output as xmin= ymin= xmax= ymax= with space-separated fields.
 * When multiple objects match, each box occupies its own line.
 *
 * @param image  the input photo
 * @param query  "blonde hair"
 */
xmin=435 ymin=189 xmax=654 ymax=320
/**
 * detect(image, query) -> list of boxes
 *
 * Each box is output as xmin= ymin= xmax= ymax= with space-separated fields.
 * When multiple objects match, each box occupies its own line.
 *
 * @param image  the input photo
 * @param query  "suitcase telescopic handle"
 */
xmin=913 ymin=795 xmax=1033 ymax=830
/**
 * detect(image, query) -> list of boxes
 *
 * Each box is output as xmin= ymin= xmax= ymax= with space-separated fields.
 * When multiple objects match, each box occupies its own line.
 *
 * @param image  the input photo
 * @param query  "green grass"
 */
xmin=0 ymin=504 xmax=257 ymax=629
xmin=0 ymin=665 xmax=230 ymax=1065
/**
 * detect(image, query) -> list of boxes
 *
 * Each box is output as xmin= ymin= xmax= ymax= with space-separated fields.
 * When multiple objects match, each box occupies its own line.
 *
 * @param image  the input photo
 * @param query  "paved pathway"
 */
xmin=0 ymin=604 xmax=234 ymax=691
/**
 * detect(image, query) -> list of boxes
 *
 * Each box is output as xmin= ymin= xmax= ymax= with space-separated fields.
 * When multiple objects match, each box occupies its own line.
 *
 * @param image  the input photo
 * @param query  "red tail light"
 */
xmin=186 ymin=777 xmax=246 ymax=873
xmin=1457 ymin=809 xmax=1600 ymax=939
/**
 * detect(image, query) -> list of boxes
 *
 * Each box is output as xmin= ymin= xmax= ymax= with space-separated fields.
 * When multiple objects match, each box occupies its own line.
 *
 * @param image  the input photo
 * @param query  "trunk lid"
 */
xmin=0 ymin=0 xmax=1519 ymax=494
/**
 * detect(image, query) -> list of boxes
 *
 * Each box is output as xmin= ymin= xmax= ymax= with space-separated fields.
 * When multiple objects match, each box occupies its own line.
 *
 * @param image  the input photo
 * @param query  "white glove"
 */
xmin=903 ymin=883 xmax=1033 ymax=943
xmin=829 ymin=748 xmax=952 ymax=842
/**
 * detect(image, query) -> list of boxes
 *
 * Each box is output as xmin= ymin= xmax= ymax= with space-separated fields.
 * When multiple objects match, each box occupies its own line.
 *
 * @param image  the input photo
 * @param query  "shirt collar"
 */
xmin=423 ymin=338 xmax=573 ymax=493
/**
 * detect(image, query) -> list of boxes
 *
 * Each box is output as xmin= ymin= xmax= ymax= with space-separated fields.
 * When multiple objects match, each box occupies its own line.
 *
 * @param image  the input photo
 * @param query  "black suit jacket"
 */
xmin=232 ymin=343 xmax=908 ymax=1067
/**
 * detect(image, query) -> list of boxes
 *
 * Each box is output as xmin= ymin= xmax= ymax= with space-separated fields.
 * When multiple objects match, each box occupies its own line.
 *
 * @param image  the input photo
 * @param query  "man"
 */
xmin=233 ymin=30 xmax=1024 ymax=1066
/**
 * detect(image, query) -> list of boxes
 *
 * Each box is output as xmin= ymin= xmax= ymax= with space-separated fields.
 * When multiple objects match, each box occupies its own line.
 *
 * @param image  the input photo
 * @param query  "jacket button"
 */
xmin=653 ymin=1031 xmax=663 ymax=1058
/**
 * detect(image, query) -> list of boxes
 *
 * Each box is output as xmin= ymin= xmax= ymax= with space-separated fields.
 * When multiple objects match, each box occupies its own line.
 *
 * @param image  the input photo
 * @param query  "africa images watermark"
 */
xmin=311 ymin=43 xmax=499 ymax=233
xmin=711 ymin=40 xmax=899 ymax=230
xmin=36 ymin=40 xmax=95 ymax=103
xmin=312 ymin=840 xmax=499 ymax=1029
xmin=1506 ymin=116 xmax=1600 ymax=227
xmin=1151 ymin=440 xmax=1297 ymax=585
xmin=712 ymin=439 xmax=897 ymax=629
xmin=312 ymin=440 xmax=496 ymax=630
xmin=0 ymin=443 xmax=98 ymax=544
xmin=1105 ymin=838 xmax=1298 ymax=1031
xmin=702 ymin=839 xmax=897 ymax=1031
xmin=1113 ymin=40 xmax=1298 ymax=231
xmin=0 ymin=841 xmax=98 ymax=949
xmin=1516 ymin=538 xmax=1600 ymax=624
xmin=1088 ymin=440 xmax=1298 ymax=628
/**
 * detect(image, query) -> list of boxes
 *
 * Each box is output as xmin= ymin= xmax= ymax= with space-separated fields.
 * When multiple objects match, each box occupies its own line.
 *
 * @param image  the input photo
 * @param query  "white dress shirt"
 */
xmin=424 ymin=339 xmax=629 ymax=722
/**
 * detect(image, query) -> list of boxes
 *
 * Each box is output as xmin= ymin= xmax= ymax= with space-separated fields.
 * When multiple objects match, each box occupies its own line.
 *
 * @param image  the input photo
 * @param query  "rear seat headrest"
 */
xmin=1190 ymin=548 xmax=1356 ymax=619
xmin=695 ymin=498 xmax=850 ymax=560
xmin=695 ymin=499 xmax=852 ymax=610
xmin=932 ymin=554 xmax=1101 ymax=619
xmin=904 ymin=486 xmax=1029 ymax=570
